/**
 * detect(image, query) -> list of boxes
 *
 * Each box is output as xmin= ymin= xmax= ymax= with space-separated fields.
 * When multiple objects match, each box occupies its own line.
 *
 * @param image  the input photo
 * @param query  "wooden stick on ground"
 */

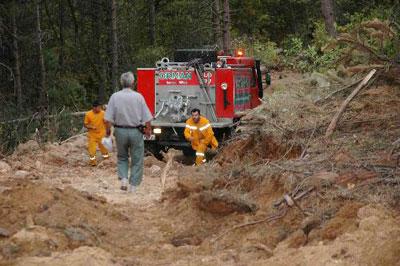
xmin=160 ymin=149 xmax=178 ymax=192
xmin=325 ymin=69 xmax=377 ymax=138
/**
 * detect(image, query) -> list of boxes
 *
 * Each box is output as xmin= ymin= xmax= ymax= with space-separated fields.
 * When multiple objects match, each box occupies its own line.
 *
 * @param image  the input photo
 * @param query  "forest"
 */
xmin=0 ymin=0 xmax=399 ymax=152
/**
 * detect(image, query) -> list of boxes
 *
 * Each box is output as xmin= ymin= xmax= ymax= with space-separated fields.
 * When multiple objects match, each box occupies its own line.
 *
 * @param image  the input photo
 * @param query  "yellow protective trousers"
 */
xmin=192 ymin=137 xmax=218 ymax=165
xmin=88 ymin=136 xmax=109 ymax=165
xmin=184 ymin=116 xmax=219 ymax=165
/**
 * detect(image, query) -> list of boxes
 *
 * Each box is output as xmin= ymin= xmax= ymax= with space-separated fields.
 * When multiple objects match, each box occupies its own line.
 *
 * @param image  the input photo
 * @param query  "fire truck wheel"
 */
xmin=145 ymin=143 xmax=164 ymax=160
xmin=182 ymin=147 xmax=196 ymax=157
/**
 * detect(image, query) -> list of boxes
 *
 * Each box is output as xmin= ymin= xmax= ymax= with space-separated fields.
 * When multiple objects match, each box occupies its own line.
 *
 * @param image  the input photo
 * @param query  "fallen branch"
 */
xmin=0 ymin=111 xmax=86 ymax=125
xmin=59 ymin=132 xmax=86 ymax=145
xmin=212 ymin=209 xmax=287 ymax=242
xmin=325 ymin=69 xmax=377 ymax=138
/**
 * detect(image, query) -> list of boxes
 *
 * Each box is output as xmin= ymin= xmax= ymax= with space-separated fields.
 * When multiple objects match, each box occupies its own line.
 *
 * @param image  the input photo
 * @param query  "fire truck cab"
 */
xmin=137 ymin=49 xmax=263 ymax=156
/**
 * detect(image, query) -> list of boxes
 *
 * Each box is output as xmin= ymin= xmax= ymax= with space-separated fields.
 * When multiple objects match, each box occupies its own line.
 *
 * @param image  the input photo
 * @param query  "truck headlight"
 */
xmin=153 ymin=128 xmax=162 ymax=134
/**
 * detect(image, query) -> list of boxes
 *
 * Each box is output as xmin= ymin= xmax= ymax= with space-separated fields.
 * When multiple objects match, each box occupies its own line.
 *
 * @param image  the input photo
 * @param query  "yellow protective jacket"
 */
xmin=184 ymin=116 xmax=218 ymax=150
xmin=84 ymin=110 xmax=106 ymax=139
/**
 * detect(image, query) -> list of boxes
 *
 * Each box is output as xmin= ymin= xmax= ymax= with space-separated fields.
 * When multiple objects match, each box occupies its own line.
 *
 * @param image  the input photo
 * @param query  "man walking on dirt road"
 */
xmin=84 ymin=100 xmax=109 ymax=166
xmin=104 ymin=72 xmax=153 ymax=193
xmin=184 ymin=108 xmax=218 ymax=165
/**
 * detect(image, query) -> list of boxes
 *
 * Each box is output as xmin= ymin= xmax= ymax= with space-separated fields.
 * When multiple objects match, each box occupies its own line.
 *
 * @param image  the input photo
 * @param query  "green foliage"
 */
xmin=232 ymin=37 xmax=281 ymax=68
xmin=48 ymin=76 xmax=87 ymax=111
xmin=283 ymin=30 xmax=341 ymax=72
xmin=133 ymin=46 xmax=169 ymax=68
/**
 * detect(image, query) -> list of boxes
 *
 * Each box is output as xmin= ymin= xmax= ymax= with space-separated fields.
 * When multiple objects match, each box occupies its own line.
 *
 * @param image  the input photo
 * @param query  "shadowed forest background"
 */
xmin=0 ymin=0 xmax=399 ymax=153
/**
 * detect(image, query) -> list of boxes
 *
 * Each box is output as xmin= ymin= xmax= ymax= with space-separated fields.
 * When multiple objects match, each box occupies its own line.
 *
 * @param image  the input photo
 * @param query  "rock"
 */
xmin=310 ymin=72 xmax=331 ymax=88
xmin=171 ymin=233 xmax=202 ymax=247
xmin=309 ymin=171 xmax=338 ymax=188
xmin=0 ymin=227 xmax=10 ymax=237
xmin=198 ymin=190 xmax=258 ymax=215
xmin=14 ymin=170 xmax=30 ymax=179
xmin=301 ymin=216 xmax=322 ymax=235
xmin=0 ymin=161 xmax=11 ymax=173
xmin=34 ymin=161 xmax=43 ymax=171
xmin=64 ymin=227 xmax=87 ymax=242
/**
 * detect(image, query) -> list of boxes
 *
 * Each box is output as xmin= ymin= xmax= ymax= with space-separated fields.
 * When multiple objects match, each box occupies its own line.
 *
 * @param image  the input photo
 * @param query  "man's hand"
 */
xmin=85 ymin=124 xmax=96 ymax=130
xmin=144 ymin=121 xmax=152 ymax=138
xmin=144 ymin=127 xmax=151 ymax=138
xmin=104 ymin=120 xmax=112 ymax=137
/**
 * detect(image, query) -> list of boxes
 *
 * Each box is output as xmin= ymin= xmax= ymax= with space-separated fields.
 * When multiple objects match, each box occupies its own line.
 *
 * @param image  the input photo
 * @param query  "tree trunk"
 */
xmin=36 ymin=2 xmax=48 ymax=110
xmin=91 ymin=0 xmax=105 ymax=103
xmin=222 ymin=0 xmax=231 ymax=54
xmin=66 ymin=0 xmax=79 ymax=44
xmin=149 ymin=0 xmax=156 ymax=45
xmin=321 ymin=0 xmax=337 ymax=37
xmin=59 ymin=0 xmax=65 ymax=69
xmin=111 ymin=0 xmax=119 ymax=92
xmin=213 ymin=0 xmax=223 ymax=49
xmin=11 ymin=1 xmax=22 ymax=110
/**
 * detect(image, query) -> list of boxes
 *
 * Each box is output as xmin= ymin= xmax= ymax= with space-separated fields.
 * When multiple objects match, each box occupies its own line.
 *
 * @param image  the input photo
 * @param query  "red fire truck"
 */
xmin=137 ymin=49 xmax=263 ymax=156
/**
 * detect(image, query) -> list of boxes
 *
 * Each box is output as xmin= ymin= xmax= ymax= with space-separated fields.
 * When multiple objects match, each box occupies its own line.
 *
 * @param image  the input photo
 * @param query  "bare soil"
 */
xmin=1 ymin=70 xmax=400 ymax=265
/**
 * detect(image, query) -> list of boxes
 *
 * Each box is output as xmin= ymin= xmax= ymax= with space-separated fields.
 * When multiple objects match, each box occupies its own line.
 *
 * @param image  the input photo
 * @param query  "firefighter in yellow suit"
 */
xmin=84 ymin=100 xmax=109 ymax=166
xmin=184 ymin=108 xmax=218 ymax=165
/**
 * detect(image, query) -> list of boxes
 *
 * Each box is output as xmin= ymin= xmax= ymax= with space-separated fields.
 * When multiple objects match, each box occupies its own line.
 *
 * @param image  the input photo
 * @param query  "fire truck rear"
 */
xmin=137 ymin=49 xmax=263 ymax=156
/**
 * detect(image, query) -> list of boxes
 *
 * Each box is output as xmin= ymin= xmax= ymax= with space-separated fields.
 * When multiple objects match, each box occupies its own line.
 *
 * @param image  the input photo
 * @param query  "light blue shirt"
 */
xmin=105 ymin=88 xmax=153 ymax=126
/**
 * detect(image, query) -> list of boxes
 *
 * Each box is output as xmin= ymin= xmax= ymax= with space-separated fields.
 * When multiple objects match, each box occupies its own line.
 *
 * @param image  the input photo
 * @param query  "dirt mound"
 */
xmin=14 ymin=246 xmax=116 ymax=266
xmin=215 ymin=134 xmax=301 ymax=165
xmin=0 ymin=180 xmax=130 ymax=260
xmin=257 ymin=205 xmax=400 ymax=266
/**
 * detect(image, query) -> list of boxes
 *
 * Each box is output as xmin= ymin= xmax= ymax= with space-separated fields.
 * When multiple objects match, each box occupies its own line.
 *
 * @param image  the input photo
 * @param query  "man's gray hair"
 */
xmin=120 ymin=72 xmax=135 ymax=88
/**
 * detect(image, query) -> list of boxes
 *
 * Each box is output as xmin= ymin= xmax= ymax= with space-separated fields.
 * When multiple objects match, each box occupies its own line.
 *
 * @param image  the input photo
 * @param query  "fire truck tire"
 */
xmin=145 ymin=143 xmax=164 ymax=160
xmin=182 ymin=147 xmax=196 ymax=157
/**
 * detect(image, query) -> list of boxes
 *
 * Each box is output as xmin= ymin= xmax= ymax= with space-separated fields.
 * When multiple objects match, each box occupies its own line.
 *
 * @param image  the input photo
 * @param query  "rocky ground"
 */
xmin=1 ymin=71 xmax=400 ymax=265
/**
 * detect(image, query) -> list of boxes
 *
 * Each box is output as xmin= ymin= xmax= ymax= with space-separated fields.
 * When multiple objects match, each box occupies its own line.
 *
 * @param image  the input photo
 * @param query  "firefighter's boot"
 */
xmin=89 ymin=157 xmax=97 ymax=166
xmin=99 ymin=141 xmax=110 ymax=160
xmin=195 ymin=153 xmax=206 ymax=165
